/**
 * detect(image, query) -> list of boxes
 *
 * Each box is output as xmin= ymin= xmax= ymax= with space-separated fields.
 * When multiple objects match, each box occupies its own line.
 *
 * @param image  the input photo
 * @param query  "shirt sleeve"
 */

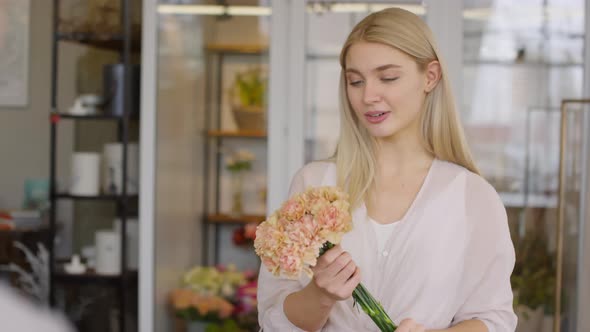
xmin=257 ymin=166 xmax=309 ymax=332
xmin=451 ymin=173 xmax=518 ymax=332
xmin=0 ymin=284 xmax=74 ymax=332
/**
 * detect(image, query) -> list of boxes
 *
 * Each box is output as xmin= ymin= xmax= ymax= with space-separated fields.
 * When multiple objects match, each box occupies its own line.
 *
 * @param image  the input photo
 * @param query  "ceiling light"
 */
xmin=157 ymin=4 xmax=224 ymax=15
xmin=329 ymin=4 xmax=370 ymax=13
xmin=227 ymin=6 xmax=271 ymax=16
xmin=157 ymin=4 xmax=271 ymax=16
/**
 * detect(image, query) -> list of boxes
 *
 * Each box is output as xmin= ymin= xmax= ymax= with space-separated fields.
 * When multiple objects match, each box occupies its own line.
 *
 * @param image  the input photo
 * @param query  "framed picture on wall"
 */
xmin=0 ymin=0 xmax=30 ymax=107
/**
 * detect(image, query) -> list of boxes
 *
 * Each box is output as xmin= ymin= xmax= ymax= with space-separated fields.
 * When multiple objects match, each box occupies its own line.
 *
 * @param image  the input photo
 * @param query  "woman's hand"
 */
xmin=310 ymin=244 xmax=361 ymax=305
xmin=396 ymin=318 xmax=426 ymax=332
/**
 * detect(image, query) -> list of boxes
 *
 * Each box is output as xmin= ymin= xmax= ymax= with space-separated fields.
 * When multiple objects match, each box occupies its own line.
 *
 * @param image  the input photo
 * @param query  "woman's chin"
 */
xmin=366 ymin=127 xmax=398 ymax=139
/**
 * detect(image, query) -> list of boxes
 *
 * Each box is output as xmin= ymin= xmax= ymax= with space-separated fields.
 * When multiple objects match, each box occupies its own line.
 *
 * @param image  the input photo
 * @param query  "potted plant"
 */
xmin=225 ymin=150 xmax=255 ymax=216
xmin=512 ymin=223 xmax=557 ymax=332
xmin=230 ymin=68 xmax=267 ymax=132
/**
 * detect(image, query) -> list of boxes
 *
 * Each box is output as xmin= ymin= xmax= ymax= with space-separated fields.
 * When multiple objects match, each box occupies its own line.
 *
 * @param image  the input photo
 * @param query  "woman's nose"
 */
xmin=362 ymin=81 xmax=382 ymax=104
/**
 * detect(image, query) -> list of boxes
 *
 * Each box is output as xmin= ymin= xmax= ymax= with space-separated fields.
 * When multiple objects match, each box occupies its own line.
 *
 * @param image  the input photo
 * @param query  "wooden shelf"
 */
xmin=56 ymin=32 xmax=140 ymax=52
xmin=206 ymin=214 xmax=265 ymax=224
xmin=0 ymin=225 xmax=49 ymax=234
xmin=207 ymin=130 xmax=266 ymax=138
xmin=205 ymin=43 xmax=268 ymax=54
xmin=51 ymin=113 xmax=123 ymax=121
xmin=500 ymin=192 xmax=558 ymax=208
xmin=55 ymin=193 xmax=138 ymax=201
xmin=53 ymin=268 xmax=137 ymax=285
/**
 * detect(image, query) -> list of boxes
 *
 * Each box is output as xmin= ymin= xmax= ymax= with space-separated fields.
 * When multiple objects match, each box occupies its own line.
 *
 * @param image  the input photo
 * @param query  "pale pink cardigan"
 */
xmin=258 ymin=159 xmax=517 ymax=332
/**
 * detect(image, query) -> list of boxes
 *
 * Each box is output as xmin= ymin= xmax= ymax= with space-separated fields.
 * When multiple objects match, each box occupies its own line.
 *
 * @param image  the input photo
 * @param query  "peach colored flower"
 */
xmin=192 ymin=294 xmax=211 ymax=316
xmin=318 ymin=186 xmax=349 ymax=202
xmin=281 ymin=197 xmax=306 ymax=221
xmin=279 ymin=246 xmax=304 ymax=278
xmin=264 ymin=212 xmax=279 ymax=226
xmin=170 ymin=289 xmax=194 ymax=310
xmin=217 ymin=297 xmax=235 ymax=318
xmin=305 ymin=193 xmax=330 ymax=215
xmin=317 ymin=202 xmax=352 ymax=233
xmin=255 ymin=186 xmax=353 ymax=279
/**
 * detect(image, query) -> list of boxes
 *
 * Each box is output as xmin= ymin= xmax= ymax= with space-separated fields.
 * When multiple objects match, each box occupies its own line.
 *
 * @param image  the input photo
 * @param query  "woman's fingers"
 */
xmin=313 ymin=245 xmax=343 ymax=269
xmin=311 ymin=246 xmax=360 ymax=301
xmin=333 ymin=259 xmax=357 ymax=285
xmin=396 ymin=318 xmax=425 ymax=332
xmin=324 ymin=251 xmax=353 ymax=277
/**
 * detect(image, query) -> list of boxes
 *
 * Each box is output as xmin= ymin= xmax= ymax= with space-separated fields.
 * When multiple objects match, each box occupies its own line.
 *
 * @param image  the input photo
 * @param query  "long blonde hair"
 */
xmin=334 ymin=7 xmax=479 ymax=207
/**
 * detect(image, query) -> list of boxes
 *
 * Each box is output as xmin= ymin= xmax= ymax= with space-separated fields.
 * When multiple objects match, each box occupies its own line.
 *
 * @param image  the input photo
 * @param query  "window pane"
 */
xmin=462 ymin=1 xmax=585 ymax=331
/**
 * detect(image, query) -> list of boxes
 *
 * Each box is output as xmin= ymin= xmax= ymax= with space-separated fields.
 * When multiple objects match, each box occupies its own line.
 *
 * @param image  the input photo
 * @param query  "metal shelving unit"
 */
xmin=49 ymin=1 xmax=138 ymax=331
xmin=202 ymin=45 xmax=268 ymax=264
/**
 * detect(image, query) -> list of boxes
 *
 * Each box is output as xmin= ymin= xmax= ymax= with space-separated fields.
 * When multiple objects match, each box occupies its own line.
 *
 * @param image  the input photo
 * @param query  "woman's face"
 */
xmin=344 ymin=42 xmax=438 ymax=141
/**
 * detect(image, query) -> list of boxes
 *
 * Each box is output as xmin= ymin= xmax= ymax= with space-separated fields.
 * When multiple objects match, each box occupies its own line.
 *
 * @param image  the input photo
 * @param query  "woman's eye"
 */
xmin=348 ymin=80 xmax=363 ymax=87
xmin=382 ymin=77 xmax=399 ymax=82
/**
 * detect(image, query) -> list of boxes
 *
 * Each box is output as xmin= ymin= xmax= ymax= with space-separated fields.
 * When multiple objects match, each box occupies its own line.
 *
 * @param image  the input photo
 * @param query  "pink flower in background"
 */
xmin=244 ymin=222 xmax=257 ymax=239
xmin=254 ymin=186 xmax=352 ymax=279
xmin=236 ymin=280 xmax=258 ymax=315
xmin=233 ymin=222 xmax=258 ymax=246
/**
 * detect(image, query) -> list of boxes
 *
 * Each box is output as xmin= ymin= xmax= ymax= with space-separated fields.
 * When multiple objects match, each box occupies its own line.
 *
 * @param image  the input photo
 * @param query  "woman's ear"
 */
xmin=424 ymin=60 xmax=442 ymax=93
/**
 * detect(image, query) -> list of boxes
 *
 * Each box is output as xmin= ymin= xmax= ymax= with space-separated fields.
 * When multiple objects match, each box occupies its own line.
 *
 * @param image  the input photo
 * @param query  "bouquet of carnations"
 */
xmin=254 ymin=186 xmax=397 ymax=331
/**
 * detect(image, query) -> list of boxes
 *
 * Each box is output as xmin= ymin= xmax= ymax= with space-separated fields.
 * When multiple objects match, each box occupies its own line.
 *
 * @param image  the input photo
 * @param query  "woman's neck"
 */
xmin=374 ymin=131 xmax=433 ymax=178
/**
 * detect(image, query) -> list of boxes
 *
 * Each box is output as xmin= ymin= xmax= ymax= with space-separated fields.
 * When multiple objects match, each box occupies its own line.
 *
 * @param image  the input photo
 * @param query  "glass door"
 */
xmin=143 ymin=1 xmax=272 ymax=331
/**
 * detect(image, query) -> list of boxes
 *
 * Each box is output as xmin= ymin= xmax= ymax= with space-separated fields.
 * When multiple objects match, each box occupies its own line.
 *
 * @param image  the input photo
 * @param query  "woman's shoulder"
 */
xmin=293 ymin=160 xmax=336 ymax=185
xmin=435 ymin=159 xmax=502 ymax=204
xmin=288 ymin=160 xmax=336 ymax=196
xmin=299 ymin=160 xmax=335 ymax=173
xmin=436 ymin=159 xmax=507 ymax=231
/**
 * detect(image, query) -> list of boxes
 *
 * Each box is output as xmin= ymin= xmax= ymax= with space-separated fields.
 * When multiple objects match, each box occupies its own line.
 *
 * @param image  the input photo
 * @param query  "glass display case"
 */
xmin=462 ymin=1 xmax=586 ymax=331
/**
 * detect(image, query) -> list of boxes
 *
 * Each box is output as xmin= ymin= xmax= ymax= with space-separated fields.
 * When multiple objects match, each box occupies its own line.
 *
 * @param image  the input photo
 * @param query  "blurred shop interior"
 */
xmin=0 ymin=0 xmax=589 ymax=331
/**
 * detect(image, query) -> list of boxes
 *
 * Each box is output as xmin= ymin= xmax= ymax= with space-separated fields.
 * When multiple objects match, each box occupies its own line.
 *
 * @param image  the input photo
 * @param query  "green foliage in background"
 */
xmin=233 ymin=69 xmax=266 ymax=108
xmin=511 ymin=223 xmax=556 ymax=315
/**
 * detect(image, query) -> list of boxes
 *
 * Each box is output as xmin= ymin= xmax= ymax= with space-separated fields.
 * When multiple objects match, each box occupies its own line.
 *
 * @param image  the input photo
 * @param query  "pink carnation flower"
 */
xmin=254 ymin=186 xmax=353 ymax=279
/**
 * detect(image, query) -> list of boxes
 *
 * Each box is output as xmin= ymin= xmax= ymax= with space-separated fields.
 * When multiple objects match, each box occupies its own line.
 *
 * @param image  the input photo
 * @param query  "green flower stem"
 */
xmin=319 ymin=242 xmax=397 ymax=332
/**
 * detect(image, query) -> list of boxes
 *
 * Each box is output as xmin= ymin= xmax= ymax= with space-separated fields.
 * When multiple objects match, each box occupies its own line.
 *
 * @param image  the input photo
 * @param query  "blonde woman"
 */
xmin=258 ymin=7 xmax=516 ymax=332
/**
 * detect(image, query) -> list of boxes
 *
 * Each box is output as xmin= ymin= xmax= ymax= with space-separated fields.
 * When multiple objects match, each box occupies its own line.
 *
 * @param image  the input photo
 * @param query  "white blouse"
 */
xmin=257 ymin=159 xmax=517 ymax=332
xmin=369 ymin=218 xmax=400 ymax=253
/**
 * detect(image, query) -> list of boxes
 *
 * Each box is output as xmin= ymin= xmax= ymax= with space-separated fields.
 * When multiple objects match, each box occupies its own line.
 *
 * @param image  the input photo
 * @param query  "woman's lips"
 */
xmin=364 ymin=111 xmax=390 ymax=124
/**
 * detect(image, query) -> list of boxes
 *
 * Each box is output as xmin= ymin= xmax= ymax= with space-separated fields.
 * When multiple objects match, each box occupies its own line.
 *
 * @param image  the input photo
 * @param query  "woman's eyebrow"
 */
xmin=345 ymin=68 xmax=362 ymax=75
xmin=345 ymin=64 xmax=401 ymax=74
xmin=374 ymin=64 xmax=401 ymax=72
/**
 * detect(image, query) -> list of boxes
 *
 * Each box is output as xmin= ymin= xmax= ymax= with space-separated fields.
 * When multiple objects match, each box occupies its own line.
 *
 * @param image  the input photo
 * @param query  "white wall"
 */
xmin=0 ymin=0 xmax=73 ymax=208
xmin=0 ymin=0 xmax=77 ymax=256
